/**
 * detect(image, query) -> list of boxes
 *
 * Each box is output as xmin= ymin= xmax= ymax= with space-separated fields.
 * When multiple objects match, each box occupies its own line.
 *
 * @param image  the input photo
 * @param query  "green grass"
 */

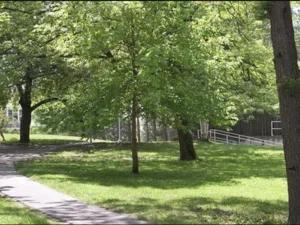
xmin=2 ymin=133 xmax=85 ymax=146
xmin=0 ymin=196 xmax=53 ymax=224
xmin=16 ymin=142 xmax=288 ymax=224
xmin=2 ymin=133 xmax=111 ymax=146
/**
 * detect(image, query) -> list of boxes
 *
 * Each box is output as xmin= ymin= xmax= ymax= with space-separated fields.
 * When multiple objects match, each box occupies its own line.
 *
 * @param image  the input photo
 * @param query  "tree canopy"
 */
xmin=0 ymin=1 xmax=279 ymax=171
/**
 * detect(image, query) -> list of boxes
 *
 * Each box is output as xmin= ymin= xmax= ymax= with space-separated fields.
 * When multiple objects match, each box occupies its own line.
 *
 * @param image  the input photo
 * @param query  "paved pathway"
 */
xmin=0 ymin=143 xmax=150 ymax=225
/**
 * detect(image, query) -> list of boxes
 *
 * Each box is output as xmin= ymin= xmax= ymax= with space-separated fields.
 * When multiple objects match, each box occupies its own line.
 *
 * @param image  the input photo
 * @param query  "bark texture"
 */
xmin=270 ymin=1 xmax=300 ymax=224
xmin=177 ymin=119 xmax=197 ymax=160
xmin=137 ymin=116 xmax=141 ymax=143
xmin=127 ymin=118 xmax=131 ymax=142
xmin=145 ymin=120 xmax=150 ymax=142
xmin=20 ymin=106 xmax=31 ymax=143
xmin=18 ymin=76 xmax=32 ymax=143
xmin=153 ymin=120 xmax=157 ymax=141
xmin=131 ymin=95 xmax=139 ymax=174
xmin=163 ymin=125 xmax=169 ymax=141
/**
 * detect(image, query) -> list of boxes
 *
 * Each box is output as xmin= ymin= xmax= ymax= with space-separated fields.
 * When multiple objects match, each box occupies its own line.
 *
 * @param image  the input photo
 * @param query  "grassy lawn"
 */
xmin=16 ymin=142 xmax=288 ymax=224
xmin=2 ymin=133 xmax=111 ymax=146
xmin=0 ymin=196 xmax=54 ymax=224
xmin=2 ymin=133 xmax=85 ymax=146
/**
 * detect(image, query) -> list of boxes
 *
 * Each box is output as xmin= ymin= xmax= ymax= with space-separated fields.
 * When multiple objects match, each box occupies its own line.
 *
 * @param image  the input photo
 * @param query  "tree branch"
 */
xmin=31 ymin=97 xmax=59 ymax=111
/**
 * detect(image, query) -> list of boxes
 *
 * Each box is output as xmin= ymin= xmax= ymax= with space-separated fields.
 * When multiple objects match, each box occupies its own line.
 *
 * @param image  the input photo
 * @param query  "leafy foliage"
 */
xmin=0 ymin=2 xmax=279 ymax=144
xmin=34 ymin=2 xmax=278 ymax=134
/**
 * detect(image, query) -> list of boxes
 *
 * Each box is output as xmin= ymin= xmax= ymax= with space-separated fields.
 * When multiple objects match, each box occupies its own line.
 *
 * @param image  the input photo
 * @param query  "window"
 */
xmin=7 ymin=108 xmax=13 ymax=119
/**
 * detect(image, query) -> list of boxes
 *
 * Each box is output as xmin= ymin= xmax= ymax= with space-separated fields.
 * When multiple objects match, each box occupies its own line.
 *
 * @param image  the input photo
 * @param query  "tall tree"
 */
xmin=32 ymin=1 xmax=279 ymax=170
xmin=0 ymin=2 xmax=83 ymax=143
xmin=270 ymin=1 xmax=300 ymax=223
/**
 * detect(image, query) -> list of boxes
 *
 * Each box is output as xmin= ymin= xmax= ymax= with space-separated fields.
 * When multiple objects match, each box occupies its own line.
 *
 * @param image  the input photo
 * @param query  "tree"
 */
xmin=142 ymin=1 xmax=277 ymax=160
xmin=136 ymin=2 xmax=220 ymax=160
xmin=207 ymin=2 xmax=278 ymax=121
xmin=34 ymin=74 xmax=120 ymax=139
xmin=269 ymin=1 xmax=300 ymax=223
xmin=0 ymin=2 xmax=84 ymax=143
xmin=30 ymin=2 xmax=278 ymax=171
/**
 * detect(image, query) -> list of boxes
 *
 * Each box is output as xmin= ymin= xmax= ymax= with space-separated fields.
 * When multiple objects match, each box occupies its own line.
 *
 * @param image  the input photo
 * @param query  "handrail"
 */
xmin=208 ymin=129 xmax=283 ymax=147
xmin=210 ymin=131 xmax=275 ymax=145
xmin=271 ymin=121 xmax=281 ymax=136
xmin=209 ymin=129 xmax=279 ymax=143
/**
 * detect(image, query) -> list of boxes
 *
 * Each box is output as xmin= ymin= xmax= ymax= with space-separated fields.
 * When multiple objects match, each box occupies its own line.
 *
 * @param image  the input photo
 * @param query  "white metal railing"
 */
xmin=208 ymin=129 xmax=283 ymax=147
xmin=271 ymin=121 xmax=281 ymax=136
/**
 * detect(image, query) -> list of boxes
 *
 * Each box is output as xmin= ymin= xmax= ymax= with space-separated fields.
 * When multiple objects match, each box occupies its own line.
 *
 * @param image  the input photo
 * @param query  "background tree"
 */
xmin=140 ymin=1 xmax=278 ymax=159
xmin=27 ymin=2 xmax=279 ymax=173
xmin=207 ymin=2 xmax=278 ymax=122
xmin=0 ymin=1 xmax=84 ymax=143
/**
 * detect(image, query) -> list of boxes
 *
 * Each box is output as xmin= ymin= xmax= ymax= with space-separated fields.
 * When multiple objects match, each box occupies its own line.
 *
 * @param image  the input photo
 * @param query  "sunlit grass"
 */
xmin=2 ymin=133 xmax=111 ymax=146
xmin=16 ymin=142 xmax=288 ymax=224
xmin=0 ymin=196 xmax=53 ymax=224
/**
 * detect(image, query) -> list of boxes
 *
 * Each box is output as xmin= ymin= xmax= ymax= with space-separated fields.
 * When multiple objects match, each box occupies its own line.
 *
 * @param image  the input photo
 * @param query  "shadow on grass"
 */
xmin=0 ymin=197 xmax=50 ymax=224
xmin=98 ymin=196 xmax=287 ymax=224
xmin=16 ymin=142 xmax=286 ymax=189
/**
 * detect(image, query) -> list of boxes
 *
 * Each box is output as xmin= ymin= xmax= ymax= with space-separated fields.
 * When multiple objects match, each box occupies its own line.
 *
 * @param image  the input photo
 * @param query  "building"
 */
xmin=5 ymin=104 xmax=22 ymax=129
xmin=231 ymin=112 xmax=281 ymax=137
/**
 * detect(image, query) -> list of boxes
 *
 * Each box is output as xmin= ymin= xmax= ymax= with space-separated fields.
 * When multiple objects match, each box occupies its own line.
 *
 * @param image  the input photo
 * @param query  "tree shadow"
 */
xmin=96 ymin=196 xmax=287 ymax=224
xmin=16 ymin=142 xmax=286 ymax=189
xmin=14 ymin=143 xmax=288 ymax=223
xmin=0 ymin=197 xmax=51 ymax=224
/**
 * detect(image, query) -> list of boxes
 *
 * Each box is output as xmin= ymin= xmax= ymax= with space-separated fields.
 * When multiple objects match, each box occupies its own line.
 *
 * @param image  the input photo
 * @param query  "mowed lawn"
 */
xmin=0 ymin=196 xmax=52 ymax=224
xmin=2 ymin=133 xmax=110 ymax=146
xmin=16 ymin=142 xmax=288 ymax=224
xmin=2 ymin=133 xmax=85 ymax=146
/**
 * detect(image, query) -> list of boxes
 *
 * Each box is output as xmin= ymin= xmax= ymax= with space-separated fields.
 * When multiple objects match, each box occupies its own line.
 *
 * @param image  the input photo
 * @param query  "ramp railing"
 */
xmin=208 ymin=129 xmax=283 ymax=147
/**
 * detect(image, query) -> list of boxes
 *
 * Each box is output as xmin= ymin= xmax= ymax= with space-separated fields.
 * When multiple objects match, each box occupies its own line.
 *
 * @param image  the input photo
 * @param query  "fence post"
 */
xmin=271 ymin=121 xmax=273 ymax=136
xmin=214 ymin=130 xmax=216 ymax=142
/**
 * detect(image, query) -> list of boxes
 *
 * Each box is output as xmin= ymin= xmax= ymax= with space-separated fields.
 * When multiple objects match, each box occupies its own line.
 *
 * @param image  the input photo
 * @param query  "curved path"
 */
xmin=0 ymin=143 xmax=150 ymax=225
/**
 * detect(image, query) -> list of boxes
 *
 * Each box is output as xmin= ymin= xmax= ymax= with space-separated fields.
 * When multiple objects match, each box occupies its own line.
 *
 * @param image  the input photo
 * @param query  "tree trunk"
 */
xmin=153 ymin=120 xmax=157 ymax=141
xmin=164 ymin=125 xmax=169 ymax=141
xmin=137 ymin=116 xmax=141 ymax=143
xmin=20 ymin=105 xmax=31 ymax=143
xmin=127 ymin=118 xmax=131 ymax=142
xmin=145 ymin=120 xmax=150 ymax=142
xmin=18 ymin=76 xmax=32 ymax=144
xmin=270 ymin=1 xmax=300 ymax=223
xmin=0 ymin=131 xmax=5 ymax=141
xmin=129 ymin=13 xmax=139 ymax=173
xmin=177 ymin=119 xmax=197 ymax=160
xmin=17 ymin=74 xmax=58 ymax=143
xmin=131 ymin=95 xmax=139 ymax=174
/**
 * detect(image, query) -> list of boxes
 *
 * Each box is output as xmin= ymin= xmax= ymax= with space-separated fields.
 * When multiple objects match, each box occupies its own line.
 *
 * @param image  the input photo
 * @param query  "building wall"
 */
xmin=231 ymin=113 xmax=281 ymax=136
xmin=5 ymin=104 xmax=22 ymax=128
